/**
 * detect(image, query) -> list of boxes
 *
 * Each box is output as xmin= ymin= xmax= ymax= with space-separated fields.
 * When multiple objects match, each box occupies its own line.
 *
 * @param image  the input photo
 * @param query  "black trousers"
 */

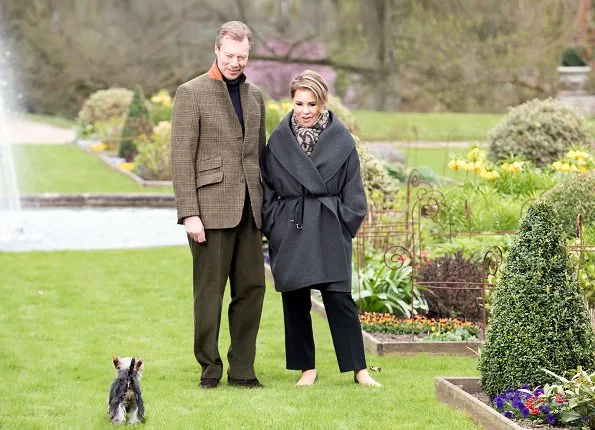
xmin=281 ymin=285 xmax=366 ymax=373
xmin=187 ymin=197 xmax=265 ymax=381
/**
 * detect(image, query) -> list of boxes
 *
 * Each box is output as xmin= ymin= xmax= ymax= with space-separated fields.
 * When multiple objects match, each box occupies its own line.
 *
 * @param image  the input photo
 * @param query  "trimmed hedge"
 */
xmin=542 ymin=171 xmax=595 ymax=238
xmin=478 ymin=201 xmax=595 ymax=396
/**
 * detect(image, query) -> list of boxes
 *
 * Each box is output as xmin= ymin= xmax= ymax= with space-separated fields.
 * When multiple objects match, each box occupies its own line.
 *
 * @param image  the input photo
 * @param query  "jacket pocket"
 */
xmin=196 ymin=171 xmax=223 ymax=188
xmin=198 ymin=156 xmax=223 ymax=172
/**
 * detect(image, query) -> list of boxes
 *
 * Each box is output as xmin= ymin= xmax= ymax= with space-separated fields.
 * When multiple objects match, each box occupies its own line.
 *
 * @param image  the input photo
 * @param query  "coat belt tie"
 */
xmin=277 ymin=193 xmax=342 ymax=230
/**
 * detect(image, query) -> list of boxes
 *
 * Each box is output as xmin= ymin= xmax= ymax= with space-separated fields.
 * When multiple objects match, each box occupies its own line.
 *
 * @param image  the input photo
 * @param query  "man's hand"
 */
xmin=184 ymin=216 xmax=206 ymax=243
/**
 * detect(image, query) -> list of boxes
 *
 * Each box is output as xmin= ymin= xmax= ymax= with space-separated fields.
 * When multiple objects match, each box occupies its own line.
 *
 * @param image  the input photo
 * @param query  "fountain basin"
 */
xmin=0 ymin=207 xmax=186 ymax=252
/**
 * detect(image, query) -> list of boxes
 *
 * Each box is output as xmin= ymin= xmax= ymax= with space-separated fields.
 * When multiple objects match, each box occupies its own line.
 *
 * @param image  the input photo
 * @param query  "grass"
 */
xmin=16 ymin=113 xmax=76 ymax=129
xmin=12 ymin=144 xmax=172 ymax=194
xmin=0 ymin=248 xmax=480 ymax=429
xmin=354 ymin=111 xmax=502 ymax=142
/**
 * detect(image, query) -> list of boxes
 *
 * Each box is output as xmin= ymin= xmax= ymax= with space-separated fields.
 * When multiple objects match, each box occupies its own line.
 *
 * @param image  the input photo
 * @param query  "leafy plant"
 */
xmin=541 ymin=367 xmax=595 ymax=428
xmin=417 ymin=251 xmax=487 ymax=321
xmin=478 ymin=201 xmax=595 ymax=396
xmin=353 ymin=260 xmax=428 ymax=317
xmin=133 ymin=121 xmax=171 ymax=180
xmin=487 ymin=97 xmax=590 ymax=167
xmin=119 ymin=86 xmax=153 ymax=162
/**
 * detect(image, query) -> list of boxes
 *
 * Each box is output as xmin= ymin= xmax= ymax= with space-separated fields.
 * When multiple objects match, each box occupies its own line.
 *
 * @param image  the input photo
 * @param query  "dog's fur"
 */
xmin=108 ymin=355 xmax=145 ymax=425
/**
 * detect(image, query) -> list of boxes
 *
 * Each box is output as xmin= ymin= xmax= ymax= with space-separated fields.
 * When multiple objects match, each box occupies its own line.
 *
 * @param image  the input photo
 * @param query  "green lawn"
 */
xmin=17 ymin=113 xmax=76 ymax=129
xmin=354 ymin=111 xmax=502 ymax=142
xmin=12 ymin=144 xmax=172 ymax=194
xmin=0 ymin=248 xmax=480 ymax=429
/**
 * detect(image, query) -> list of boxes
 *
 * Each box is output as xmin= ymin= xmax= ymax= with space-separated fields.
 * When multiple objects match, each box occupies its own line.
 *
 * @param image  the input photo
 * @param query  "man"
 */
xmin=170 ymin=21 xmax=266 ymax=389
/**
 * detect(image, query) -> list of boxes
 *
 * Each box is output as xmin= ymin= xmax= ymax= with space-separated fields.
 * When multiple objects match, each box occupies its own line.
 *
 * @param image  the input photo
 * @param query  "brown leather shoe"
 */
xmin=228 ymin=377 xmax=264 ymax=388
xmin=200 ymin=377 xmax=219 ymax=389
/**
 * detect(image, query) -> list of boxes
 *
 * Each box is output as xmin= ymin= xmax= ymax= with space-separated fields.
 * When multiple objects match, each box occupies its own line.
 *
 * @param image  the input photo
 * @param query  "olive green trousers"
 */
xmin=187 ymin=199 xmax=265 ymax=380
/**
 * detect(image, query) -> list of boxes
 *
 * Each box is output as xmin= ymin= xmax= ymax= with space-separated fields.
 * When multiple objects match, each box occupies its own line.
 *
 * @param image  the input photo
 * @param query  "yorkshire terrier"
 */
xmin=108 ymin=355 xmax=145 ymax=425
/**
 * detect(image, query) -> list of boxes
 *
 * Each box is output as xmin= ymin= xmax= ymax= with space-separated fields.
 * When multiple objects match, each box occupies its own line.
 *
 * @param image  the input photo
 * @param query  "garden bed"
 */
xmin=436 ymin=377 xmax=570 ymax=430
xmin=310 ymin=296 xmax=483 ymax=356
xmin=77 ymin=139 xmax=172 ymax=187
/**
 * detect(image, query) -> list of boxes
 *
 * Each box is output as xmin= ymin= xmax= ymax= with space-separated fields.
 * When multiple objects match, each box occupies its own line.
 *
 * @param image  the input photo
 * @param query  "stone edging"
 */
xmin=435 ymin=377 xmax=523 ymax=430
xmin=310 ymin=295 xmax=482 ymax=356
xmin=20 ymin=193 xmax=175 ymax=208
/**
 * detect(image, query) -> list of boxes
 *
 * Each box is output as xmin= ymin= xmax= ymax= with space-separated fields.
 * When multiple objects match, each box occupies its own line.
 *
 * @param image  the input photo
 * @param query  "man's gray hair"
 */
xmin=216 ymin=21 xmax=253 ymax=50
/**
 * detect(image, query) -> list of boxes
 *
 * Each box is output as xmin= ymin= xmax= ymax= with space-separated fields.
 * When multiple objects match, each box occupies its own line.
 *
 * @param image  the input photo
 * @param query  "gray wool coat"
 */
xmin=261 ymin=111 xmax=368 ymax=293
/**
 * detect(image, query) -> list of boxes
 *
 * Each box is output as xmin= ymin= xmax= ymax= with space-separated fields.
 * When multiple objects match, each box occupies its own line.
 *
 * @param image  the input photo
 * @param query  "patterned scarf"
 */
xmin=290 ymin=110 xmax=330 ymax=156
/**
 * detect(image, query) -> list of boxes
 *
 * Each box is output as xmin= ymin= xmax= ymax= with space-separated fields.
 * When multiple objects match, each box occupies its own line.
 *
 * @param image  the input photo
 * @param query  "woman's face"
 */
xmin=292 ymin=89 xmax=323 ymax=127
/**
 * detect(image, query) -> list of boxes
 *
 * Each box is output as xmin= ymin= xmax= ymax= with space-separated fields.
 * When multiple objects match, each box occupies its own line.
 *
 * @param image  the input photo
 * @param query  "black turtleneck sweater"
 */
xmin=222 ymin=74 xmax=245 ymax=136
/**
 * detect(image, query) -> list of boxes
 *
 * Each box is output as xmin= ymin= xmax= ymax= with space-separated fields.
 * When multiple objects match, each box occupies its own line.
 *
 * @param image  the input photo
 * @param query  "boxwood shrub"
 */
xmin=478 ymin=200 xmax=595 ymax=396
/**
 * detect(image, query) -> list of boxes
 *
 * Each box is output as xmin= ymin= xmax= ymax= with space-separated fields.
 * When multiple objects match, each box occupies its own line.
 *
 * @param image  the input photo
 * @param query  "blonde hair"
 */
xmin=290 ymin=70 xmax=328 ymax=106
xmin=216 ymin=21 xmax=253 ymax=50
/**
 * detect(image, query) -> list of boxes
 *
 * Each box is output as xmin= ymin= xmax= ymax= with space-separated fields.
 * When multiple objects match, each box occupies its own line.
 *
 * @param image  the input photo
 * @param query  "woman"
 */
xmin=261 ymin=70 xmax=381 ymax=387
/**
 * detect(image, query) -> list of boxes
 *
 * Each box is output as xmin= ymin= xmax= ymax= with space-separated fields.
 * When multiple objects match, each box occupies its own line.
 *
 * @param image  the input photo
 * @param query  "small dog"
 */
xmin=108 ymin=355 xmax=145 ymax=425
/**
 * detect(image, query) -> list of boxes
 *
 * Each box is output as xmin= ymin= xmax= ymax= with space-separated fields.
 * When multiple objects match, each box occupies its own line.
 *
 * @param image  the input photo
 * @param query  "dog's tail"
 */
xmin=128 ymin=357 xmax=145 ymax=422
xmin=127 ymin=357 xmax=136 ymax=385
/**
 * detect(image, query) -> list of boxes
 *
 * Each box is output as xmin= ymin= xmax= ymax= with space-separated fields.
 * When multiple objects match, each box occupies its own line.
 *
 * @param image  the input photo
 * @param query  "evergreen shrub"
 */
xmin=478 ymin=201 xmax=595 ymax=396
xmin=542 ymin=171 xmax=595 ymax=238
xmin=119 ymin=86 xmax=153 ymax=162
xmin=487 ymin=98 xmax=589 ymax=167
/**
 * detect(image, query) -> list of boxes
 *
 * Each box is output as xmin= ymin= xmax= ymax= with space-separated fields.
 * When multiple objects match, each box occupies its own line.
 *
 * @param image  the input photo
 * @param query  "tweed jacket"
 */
xmin=170 ymin=63 xmax=266 ymax=229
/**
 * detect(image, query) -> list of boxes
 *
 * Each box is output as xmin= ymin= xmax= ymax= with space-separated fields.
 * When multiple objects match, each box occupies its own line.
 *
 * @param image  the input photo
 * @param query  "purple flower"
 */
xmin=546 ymin=414 xmax=556 ymax=425
xmin=539 ymin=404 xmax=550 ymax=414
xmin=511 ymin=397 xmax=523 ymax=409
xmin=521 ymin=384 xmax=531 ymax=390
xmin=495 ymin=395 xmax=505 ymax=409
xmin=505 ymin=389 xmax=515 ymax=400
xmin=521 ymin=407 xmax=529 ymax=418
xmin=504 ymin=411 xmax=514 ymax=419
xmin=533 ymin=387 xmax=544 ymax=397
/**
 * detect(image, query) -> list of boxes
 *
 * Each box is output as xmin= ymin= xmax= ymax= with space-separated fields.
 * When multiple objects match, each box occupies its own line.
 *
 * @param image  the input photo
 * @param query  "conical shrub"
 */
xmin=478 ymin=200 xmax=595 ymax=396
xmin=119 ymin=86 xmax=153 ymax=162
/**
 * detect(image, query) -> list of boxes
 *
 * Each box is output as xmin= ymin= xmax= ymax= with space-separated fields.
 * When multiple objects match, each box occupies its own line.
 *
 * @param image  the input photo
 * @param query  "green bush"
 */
xmin=542 ymin=171 xmax=595 ymax=238
xmin=478 ymin=201 xmax=595 ymax=396
xmin=134 ymin=121 xmax=171 ymax=181
xmin=561 ymin=46 xmax=588 ymax=67
xmin=76 ymin=88 xmax=133 ymax=138
xmin=119 ymin=86 xmax=153 ymax=162
xmin=487 ymin=98 xmax=589 ymax=167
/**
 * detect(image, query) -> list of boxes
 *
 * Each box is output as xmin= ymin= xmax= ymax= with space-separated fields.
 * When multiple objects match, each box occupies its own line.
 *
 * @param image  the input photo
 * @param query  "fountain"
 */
xmin=0 ymin=92 xmax=23 ymax=241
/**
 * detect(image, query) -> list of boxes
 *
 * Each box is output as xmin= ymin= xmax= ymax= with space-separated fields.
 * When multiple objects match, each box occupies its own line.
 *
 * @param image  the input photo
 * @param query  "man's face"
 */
xmin=215 ymin=36 xmax=250 ymax=80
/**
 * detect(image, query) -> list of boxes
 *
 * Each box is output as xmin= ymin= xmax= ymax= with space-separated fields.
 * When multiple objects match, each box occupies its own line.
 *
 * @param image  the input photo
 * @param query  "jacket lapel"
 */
xmin=310 ymin=111 xmax=356 ymax=182
xmin=268 ymin=114 xmax=327 ymax=194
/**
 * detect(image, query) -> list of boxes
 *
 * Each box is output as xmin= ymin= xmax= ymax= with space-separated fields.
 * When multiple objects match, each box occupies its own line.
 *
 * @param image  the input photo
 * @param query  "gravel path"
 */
xmin=6 ymin=117 xmax=76 ymax=144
